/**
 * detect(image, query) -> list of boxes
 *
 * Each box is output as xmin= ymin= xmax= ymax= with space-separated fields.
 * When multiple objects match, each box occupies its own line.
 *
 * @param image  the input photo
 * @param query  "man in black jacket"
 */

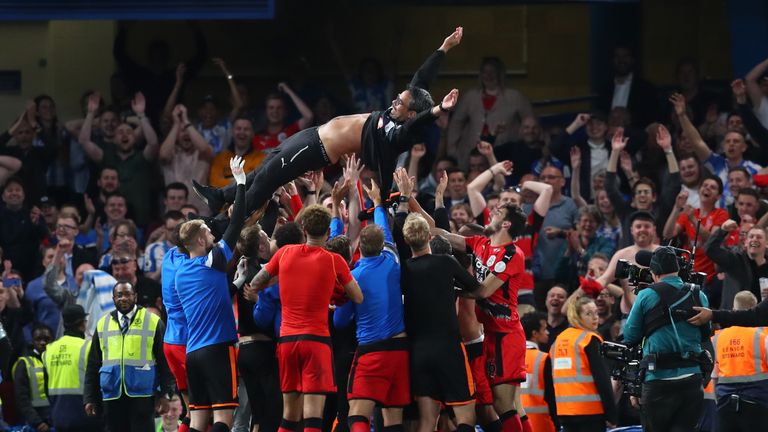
xmin=596 ymin=46 xmax=659 ymax=128
xmin=193 ymin=28 xmax=464 ymax=216
xmin=83 ymin=282 xmax=175 ymax=432
xmin=705 ymin=220 xmax=768 ymax=309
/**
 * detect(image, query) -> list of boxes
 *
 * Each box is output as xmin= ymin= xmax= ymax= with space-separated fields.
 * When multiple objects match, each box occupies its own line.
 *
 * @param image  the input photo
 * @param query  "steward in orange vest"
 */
xmin=550 ymin=297 xmax=617 ymax=430
xmin=712 ymin=325 xmax=768 ymax=431
xmin=520 ymin=311 xmax=557 ymax=432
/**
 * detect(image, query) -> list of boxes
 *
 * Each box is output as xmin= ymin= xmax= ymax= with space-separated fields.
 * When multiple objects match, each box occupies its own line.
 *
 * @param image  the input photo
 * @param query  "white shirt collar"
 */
xmin=118 ymin=305 xmax=138 ymax=324
xmin=526 ymin=340 xmax=540 ymax=350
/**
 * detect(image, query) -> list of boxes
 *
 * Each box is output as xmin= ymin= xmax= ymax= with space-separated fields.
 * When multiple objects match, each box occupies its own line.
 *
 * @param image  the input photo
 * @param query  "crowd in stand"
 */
xmin=2 ymin=23 xmax=768 ymax=432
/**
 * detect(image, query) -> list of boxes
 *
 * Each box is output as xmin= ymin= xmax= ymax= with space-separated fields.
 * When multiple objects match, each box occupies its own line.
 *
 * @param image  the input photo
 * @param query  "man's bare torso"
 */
xmin=317 ymin=113 xmax=371 ymax=163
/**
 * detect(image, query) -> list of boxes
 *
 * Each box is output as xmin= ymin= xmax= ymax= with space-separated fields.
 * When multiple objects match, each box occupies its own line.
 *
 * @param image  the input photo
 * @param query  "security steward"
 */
xmin=83 ymin=281 xmax=176 ymax=432
xmin=623 ymin=246 xmax=714 ymax=432
xmin=13 ymin=324 xmax=53 ymax=430
xmin=712 ymin=322 xmax=768 ymax=431
xmin=43 ymin=304 xmax=102 ymax=432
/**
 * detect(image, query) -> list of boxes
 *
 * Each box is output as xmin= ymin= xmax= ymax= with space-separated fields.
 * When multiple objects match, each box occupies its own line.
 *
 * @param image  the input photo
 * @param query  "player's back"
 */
xmin=273 ymin=244 xmax=349 ymax=338
xmin=161 ymin=247 xmax=188 ymax=345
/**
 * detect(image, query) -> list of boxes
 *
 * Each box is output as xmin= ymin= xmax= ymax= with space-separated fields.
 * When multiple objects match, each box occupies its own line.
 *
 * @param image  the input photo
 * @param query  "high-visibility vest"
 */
xmin=550 ymin=327 xmax=605 ymax=416
xmin=12 ymin=355 xmax=49 ymax=407
xmin=713 ymin=326 xmax=768 ymax=384
xmin=96 ymin=308 xmax=160 ymax=400
xmin=43 ymin=335 xmax=91 ymax=396
xmin=521 ymin=346 xmax=555 ymax=432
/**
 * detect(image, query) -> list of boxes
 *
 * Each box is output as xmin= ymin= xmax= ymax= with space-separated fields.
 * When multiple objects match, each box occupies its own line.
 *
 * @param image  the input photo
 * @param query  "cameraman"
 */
xmin=623 ymin=246 xmax=713 ymax=431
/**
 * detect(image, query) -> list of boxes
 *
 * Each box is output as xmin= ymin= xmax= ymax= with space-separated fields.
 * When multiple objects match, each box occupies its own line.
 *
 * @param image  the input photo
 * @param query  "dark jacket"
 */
xmin=13 ymin=351 xmax=50 ymax=427
xmin=83 ymin=307 xmax=174 ymax=406
xmin=704 ymin=228 xmax=762 ymax=310
xmin=596 ymin=75 xmax=659 ymax=128
xmin=0 ymin=205 xmax=48 ymax=281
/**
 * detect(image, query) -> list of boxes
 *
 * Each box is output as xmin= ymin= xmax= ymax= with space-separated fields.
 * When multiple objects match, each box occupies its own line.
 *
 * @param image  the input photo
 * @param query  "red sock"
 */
xmin=349 ymin=416 xmax=370 ymax=432
xmin=519 ymin=415 xmax=532 ymax=432
xmin=500 ymin=411 xmax=522 ymax=432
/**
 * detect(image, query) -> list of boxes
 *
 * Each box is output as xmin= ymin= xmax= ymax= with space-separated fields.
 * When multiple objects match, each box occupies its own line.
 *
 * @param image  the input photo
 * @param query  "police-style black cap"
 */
xmin=628 ymin=210 xmax=656 ymax=226
xmin=62 ymin=304 xmax=87 ymax=326
xmin=649 ymin=246 xmax=679 ymax=275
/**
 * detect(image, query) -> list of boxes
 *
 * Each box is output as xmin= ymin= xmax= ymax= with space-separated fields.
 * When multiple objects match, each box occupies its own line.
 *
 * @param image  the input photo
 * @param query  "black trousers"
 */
xmin=560 ymin=415 xmax=606 ymax=432
xmin=103 ymin=395 xmax=156 ymax=432
xmin=716 ymin=394 xmax=768 ymax=432
xmin=238 ymin=340 xmax=282 ymax=432
xmin=222 ymin=127 xmax=330 ymax=214
xmin=641 ymin=374 xmax=703 ymax=432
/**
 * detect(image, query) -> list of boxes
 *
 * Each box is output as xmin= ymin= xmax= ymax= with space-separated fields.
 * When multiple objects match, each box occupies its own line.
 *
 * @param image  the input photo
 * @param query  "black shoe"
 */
xmin=192 ymin=180 xmax=225 ymax=214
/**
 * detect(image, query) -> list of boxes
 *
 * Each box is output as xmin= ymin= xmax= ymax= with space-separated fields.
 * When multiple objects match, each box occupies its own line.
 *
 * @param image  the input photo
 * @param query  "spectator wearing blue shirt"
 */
xmin=675 ymin=93 xmax=762 ymax=207
xmin=333 ymin=180 xmax=409 ymax=432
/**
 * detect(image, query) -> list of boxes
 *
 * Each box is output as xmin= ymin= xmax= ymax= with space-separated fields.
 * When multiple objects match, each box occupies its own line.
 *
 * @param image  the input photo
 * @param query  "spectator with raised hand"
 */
xmin=534 ymin=164 xmax=577 ymax=306
xmin=159 ymin=104 xmax=214 ymax=215
xmin=744 ymin=57 xmax=768 ymax=129
xmin=0 ymin=101 xmax=56 ymax=204
xmin=663 ymin=173 xmax=728 ymax=283
xmin=605 ymin=126 xmax=680 ymax=247
xmin=732 ymin=79 xmax=768 ymax=162
xmin=672 ymin=92 xmax=762 ymax=207
xmin=706 ymin=220 xmax=768 ymax=310
xmin=253 ymin=82 xmax=314 ymax=154
xmin=554 ymin=205 xmax=615 ymax=290
xmin=446 ymin=55 xmax=533 ymax=170
xmin=79 ymin=92 xmax=159 ymax=227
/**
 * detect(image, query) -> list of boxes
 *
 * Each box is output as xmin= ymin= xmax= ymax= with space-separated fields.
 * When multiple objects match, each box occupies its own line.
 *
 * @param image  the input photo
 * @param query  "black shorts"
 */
xmin=410 ymin=339 xmax=475 ymax=405
xmin=186 ymin=342 xmax=239 ymax=410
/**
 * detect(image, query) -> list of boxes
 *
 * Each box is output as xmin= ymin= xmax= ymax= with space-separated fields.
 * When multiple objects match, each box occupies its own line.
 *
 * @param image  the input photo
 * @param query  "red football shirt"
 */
xmin=265 ymin=244 xmax=353 ymax=337
xmin=465 ymin=236 xmax=525 ymax=332
xmin=253 ymin=121 xmax=301 ymax=153
xmin=675 ymin=208 xmax=728 ymax=280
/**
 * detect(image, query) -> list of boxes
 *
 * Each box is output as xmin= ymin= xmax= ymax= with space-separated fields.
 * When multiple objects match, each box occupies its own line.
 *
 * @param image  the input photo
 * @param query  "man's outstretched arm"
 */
xmin=409 ymin=27 xmax=462 ymax=90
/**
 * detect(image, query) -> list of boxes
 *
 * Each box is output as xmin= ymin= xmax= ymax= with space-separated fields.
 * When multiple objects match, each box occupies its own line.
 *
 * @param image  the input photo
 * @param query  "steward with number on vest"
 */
xmin=623 ymin=247 xmax=714 ymax=432
xmin=12 ymin=324 xmax=52 ymax=430
xmin=550 ymin=296 xmax=617 ymax=431
xmin=520 ymin=311 xmax=557 ymax=432
xmin=713 ymin=322 xmax=768 ymax=431
xmin=43 ymin=304 xmax=103 ymax=432
xmin=84 ymin=281 xmax=176 ymax=432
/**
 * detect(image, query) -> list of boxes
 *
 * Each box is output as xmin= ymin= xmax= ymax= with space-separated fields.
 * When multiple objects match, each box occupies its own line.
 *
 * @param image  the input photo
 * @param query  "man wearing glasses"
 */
xmin=534 ymin=165 xmax=578 ymax=308
xmin=192 ymin=28 xmax=464 ymax=219
xmin=54 ymin=214 xmax=98 ymax=277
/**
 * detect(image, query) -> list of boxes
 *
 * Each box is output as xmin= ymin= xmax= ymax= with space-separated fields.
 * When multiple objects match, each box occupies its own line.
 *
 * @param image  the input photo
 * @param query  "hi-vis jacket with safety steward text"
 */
xmin=550 ymin=327 xmax=605 ymax=416
xmin=713 ymin=326 xmax=768 ymax=384
xmin=96 ymin=308 xmax=160 ymax=400
xmin=43 ymin=335 xmax=91 ymax=396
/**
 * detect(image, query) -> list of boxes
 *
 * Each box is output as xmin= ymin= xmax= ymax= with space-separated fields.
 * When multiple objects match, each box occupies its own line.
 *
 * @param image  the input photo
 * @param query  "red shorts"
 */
xmin=163 ymin=342 xmax=188 ymax=391
xmin=347 ymin=337 xmax=410 ymax=407
xmin=465 ymin=341 xmax=493 ymax=405
xmin=277 ymin=335 xmax=336 ymax=394
xmin=484 ymin=329 xmax=526 ymax=386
